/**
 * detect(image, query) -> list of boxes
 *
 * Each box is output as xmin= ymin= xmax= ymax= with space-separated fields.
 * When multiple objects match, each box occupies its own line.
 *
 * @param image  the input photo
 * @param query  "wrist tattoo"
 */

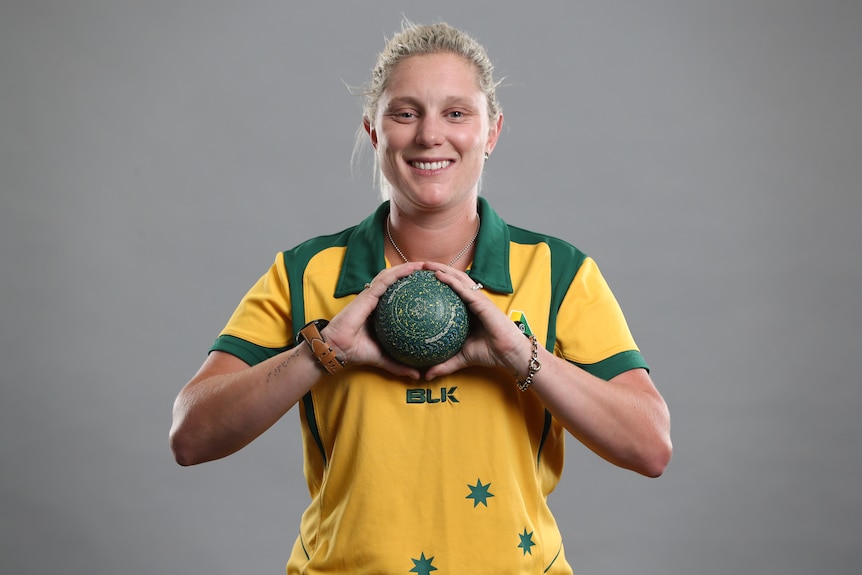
xmin=266 ymin=354 xmax=296 ymax=383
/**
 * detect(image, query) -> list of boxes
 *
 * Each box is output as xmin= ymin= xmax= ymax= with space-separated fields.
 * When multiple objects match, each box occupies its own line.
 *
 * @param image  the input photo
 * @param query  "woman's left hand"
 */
xmin=421 ymin=261 xmax=530 ymax=381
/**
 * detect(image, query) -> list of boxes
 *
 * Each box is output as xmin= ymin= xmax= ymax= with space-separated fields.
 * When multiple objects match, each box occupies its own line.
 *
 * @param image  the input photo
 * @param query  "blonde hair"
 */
xmin=353 ymin=21 xmax=502 ymax=199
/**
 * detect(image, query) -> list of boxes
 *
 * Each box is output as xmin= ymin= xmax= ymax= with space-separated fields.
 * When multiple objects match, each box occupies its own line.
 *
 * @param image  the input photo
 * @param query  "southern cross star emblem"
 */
xmin=518 ymin=528 xmax=536 ymax=555
xmin=409 ymin=552 xmax=438 ymax=575
xmin=466 ymin=478 xmax=495 ymax=507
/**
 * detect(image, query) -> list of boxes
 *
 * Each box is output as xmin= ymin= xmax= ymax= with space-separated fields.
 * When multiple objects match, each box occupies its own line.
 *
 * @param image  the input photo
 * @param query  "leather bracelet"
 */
xmin=516 ymin=334 xmax=541 ymax=392
xmin=296 ymin=319 xmax=345 ymax=375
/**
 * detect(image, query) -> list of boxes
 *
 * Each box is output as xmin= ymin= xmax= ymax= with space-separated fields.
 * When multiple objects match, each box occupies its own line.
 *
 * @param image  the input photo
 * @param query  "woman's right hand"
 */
xmin=322 ymin=261 xmax=426 ymax=379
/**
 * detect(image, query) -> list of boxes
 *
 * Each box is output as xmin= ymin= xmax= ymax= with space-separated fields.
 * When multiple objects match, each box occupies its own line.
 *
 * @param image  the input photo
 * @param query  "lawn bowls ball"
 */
xmin=372 ymin=270 xmax=470 ymax=368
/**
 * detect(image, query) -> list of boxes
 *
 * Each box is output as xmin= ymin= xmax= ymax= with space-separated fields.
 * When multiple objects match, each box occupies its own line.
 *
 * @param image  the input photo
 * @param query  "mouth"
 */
xmin=410 ymin=160 xmax=452 ymax=171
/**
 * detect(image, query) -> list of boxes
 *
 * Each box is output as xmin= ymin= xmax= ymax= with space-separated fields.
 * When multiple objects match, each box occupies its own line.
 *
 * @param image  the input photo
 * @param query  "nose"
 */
xmin=415 ymin=116 xmax=444 ymax=147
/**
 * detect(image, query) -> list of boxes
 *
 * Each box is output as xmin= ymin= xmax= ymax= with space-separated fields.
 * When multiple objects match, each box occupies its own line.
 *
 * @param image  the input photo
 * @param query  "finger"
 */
xmin=422 ymin=261 xmax=469 ymax=281
xmin=424 ymin=352 xmax=468 ymax=381
xmin=426 ymin=265 xmax=476 ymax=296
xmin=375 ymin=356 xmax=422 ymax=380
xmin=365 ymin=261 xmax=426 ymax=296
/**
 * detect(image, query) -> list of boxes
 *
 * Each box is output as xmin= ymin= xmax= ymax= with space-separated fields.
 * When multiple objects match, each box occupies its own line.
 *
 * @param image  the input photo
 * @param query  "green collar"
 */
xmin=334 ymin=196 xmax=514 ymax=297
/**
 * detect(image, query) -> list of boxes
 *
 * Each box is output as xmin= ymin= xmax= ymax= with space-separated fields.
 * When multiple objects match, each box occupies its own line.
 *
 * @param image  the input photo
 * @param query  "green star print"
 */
xmin=518 ymin=528 xmax=536 ymax=555
xmin=466 ymin=478 xmax=495 ymax=507
xmin=409 ymin=552 xmax=438 ymax=574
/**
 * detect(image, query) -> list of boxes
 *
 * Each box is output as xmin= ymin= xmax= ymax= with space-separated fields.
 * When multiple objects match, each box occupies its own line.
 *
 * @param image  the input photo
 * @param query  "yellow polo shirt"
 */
xmin=212 ymin=198 xmax=647 ymax=574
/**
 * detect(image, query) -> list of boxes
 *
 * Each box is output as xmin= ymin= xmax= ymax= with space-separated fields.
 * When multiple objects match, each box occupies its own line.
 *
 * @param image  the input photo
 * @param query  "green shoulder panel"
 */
xmin=282 ymin=227 xmax=357 ymax=336
xmin=506 ymin=226 xmax=587 ymax=352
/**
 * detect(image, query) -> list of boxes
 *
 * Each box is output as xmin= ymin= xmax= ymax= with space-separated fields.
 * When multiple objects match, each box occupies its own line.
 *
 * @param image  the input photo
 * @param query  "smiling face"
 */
xmin=366 ymin=52 xmax=502 ymax=214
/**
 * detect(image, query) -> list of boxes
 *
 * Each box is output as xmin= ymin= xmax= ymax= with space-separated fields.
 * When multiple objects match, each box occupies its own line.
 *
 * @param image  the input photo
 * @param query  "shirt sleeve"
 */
xmin=554 ymin=256 xmax=649 ymax=380
xmin=210 ymin=253 xmax=294 ymax=366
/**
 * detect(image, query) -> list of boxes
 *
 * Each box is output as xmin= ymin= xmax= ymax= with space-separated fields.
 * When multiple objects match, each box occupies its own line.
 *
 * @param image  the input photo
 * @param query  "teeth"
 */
xmin=413 ymin=160 xmax=450 ymax=171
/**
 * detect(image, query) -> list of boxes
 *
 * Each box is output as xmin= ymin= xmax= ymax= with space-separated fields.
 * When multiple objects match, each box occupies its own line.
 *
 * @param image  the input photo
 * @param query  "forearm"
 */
xmin=170 ymin=264 xmax=428 ymax=466
xmin=169 ymin=345 xmax=325 ymax=466
xmin=526 ymin=347 xmax=672 ymax=477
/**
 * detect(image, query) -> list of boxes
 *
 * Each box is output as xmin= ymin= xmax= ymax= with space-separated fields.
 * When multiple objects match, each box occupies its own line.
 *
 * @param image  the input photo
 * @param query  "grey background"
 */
xmin=1 ymin=1 xmax=860 ymax=573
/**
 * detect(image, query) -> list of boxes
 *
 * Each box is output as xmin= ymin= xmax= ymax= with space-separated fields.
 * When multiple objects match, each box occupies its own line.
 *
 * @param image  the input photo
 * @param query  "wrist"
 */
xmin=509 ymin=334 xmax=531 ymax=380
xmin=296 ymin=320 xmax=346 ymax=375
xmin=514 ymin=334 xmax=541 ymax=392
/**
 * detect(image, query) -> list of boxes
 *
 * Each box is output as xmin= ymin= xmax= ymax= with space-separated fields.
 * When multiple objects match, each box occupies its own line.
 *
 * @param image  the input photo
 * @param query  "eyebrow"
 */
xmin=383 ymin=95 xmax=480 ymax=111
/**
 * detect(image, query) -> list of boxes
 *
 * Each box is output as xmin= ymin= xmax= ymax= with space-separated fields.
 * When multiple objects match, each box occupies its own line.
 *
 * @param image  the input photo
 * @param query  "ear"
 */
xmin=485 ymin=113 xmax=503 ymax=155
xmin=363 ymin=117 xmax=378 ymax=149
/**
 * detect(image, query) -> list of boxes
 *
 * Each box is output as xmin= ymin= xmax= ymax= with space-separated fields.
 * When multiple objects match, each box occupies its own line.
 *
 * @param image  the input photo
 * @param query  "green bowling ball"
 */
xmin=372 ymin=270 xmax=470 ymax=368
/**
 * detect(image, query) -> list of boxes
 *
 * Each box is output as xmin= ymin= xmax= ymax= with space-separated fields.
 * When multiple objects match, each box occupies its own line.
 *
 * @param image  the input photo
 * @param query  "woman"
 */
xmin=170 ymin=21 xmax=671 ymax=574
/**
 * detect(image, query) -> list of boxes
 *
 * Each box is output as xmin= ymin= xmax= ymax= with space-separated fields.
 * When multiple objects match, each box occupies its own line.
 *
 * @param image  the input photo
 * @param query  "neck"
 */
xmin=386 ymin=202 xmax=480 ymax=269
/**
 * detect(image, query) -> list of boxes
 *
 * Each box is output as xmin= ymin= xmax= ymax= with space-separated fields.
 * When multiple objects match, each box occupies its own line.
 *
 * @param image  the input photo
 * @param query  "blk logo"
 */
xmin=406 ymin=387 xmax=459 ymax=404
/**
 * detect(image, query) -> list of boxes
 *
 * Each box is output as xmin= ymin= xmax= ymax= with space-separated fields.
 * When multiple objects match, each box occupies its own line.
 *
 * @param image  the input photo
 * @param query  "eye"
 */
xmin=448 ymin=111 xmax=464 ymax=119
xmin=386 ymin=110 xmax=418 ymax=123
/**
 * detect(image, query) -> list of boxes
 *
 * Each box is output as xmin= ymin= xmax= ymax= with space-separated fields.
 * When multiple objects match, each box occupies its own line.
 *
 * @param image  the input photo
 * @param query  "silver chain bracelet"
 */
xmin=516 ymin=334 xmax=542 ymax=392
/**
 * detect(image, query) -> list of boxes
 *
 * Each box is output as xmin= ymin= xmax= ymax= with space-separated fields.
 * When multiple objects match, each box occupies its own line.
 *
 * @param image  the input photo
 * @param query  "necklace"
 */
xmin=386 ymin=214 xmax=481 ymax=267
